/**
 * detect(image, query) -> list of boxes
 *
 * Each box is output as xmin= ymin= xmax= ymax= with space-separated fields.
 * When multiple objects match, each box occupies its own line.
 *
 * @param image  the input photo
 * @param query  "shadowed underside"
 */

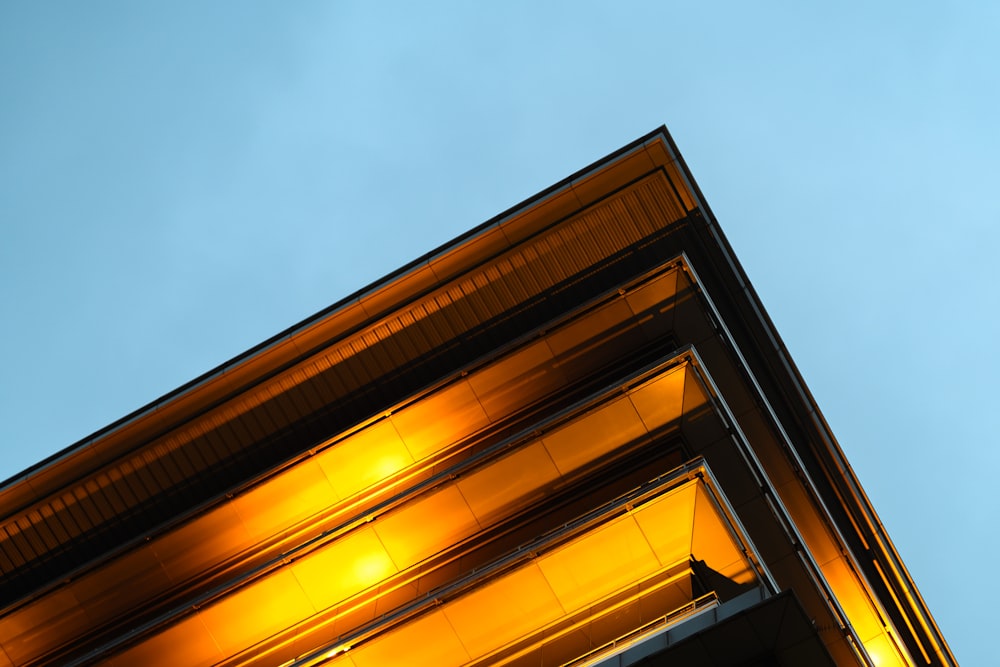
xmin=0 ymin=128 xmax=954 ymax=667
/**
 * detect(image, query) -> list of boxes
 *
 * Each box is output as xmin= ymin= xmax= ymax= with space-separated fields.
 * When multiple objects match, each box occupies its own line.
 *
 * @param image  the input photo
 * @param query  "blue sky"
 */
xmin=1 ymin=3 xmax=995 ymax=663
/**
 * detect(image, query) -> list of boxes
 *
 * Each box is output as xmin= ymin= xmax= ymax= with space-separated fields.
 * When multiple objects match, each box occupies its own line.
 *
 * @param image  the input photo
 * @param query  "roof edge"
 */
xmin=0 ymin=128 xmax=678 ymax=494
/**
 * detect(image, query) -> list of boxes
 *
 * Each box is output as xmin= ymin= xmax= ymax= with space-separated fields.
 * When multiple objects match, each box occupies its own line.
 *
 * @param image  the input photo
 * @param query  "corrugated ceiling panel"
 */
xmin=380 ymin=320 xmax=416 ymax=365
xmin=1 ymin=175 xmax=693 ymax=619
xmin=197 ymin=427 xmax=235 ymax=470
xmin=23 ymin=510 xmax=55 ymax=553
xmin=79 ymin=359 xmax=696 ymax=667
xmin=301 ymin=368 xmax=339 ymax=409
xmin=0 ymin=543 xmax=16 ymax=577
xmin=268 ymin=385 xmax=306 ymax=428
xmin=644 ymin=174 xmax=688 ymax=222
xmin=504 ymin=247 xmax=541 ymax=295
xmin=13 ymin=518 xmax=43 ymax=561
xmin=621 ymin=188 xmax=665 ymax=237
xmin=37 ymin=503 xmax=70 ymax=545
xmin=61 ymin=495 xmax=90 ymax=538
xmin=289 ymin=382 xmax=326 ymax=423
xmin=246 ymin=396 xmax=281 ymax=438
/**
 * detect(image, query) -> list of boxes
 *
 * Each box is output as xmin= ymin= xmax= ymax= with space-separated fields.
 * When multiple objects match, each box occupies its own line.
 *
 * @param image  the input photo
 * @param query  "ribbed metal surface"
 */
xmin=0 ymin=173 xmax=690 ymax=608
xmin=3 ymin=267 xmax=692 ymax=667
xmin=0 ymin=130 xmax=944 ymax=667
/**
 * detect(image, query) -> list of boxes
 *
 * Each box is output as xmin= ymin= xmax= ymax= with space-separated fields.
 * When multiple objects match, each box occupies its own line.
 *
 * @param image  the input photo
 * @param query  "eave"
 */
xmin=0 ymin=127 xmax=954 ymax=666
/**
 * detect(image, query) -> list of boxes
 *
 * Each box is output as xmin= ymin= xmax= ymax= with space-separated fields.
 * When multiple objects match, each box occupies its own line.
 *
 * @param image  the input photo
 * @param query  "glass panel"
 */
xmin=542 ymin=397 xmax=647 ymax=477
xmin=22 ymin=273 xmax=701 ymax=667
xmin=465 ymin=340 xmax=561 ymax=421
xmin=104 ymin=362 xmax=704 ymax=667
xmin=863 ymin=634 xmax=908 ymax=667
xmin=315 ymin=420 xmax=413 ymax=500
xmin=391 ymin=380 xmax=490 ymax=461
xmin=682 ymin=363 xmax=710 ymax=414
xmin=692 ymin=484 xmax=752 ymax=584
xmin=545 ymin=300 xmax=636 ymax=358
xmin=623 ymin=268 xmax=679 ymax=317
xmin=443 ymin=563 xmax=565 ymax=657
xmin=71 ymin=545 xmax=172 ymax=624
xmin=457 ymin=442 xmax=560 ymax=527
xmin=538 ymin=517 xmax=660 ymax=613
xmin=198 ymin=569 xmax=315 ymax=656
xmin=631 ymin=483 xmax=698 ymax=567
xmin=307 ymin=472 xmax=765 ymax=667
xmin=3 ymin=588 xmax=89 ymax=666
xmin=232 ymin=460 xmax=337 ymax=539
xmin=627 ymin=364 xmax=688 ymax=433
xmin=291 ymin=526 xmax=398 ymax=611
xmin=373 ymin=486 xmax=480 ymax=568
xmin=821 ymin=556 xmax=884 ymax=644
xmin=776 ymin=479 xmax=840 ymax=568
xmin=112 ymin=613 xmax=223 ymax=667
xmin=323 ymin=478 xmax=726 ymax=667
xmin=151 ymin=502 xmax=252 ymax=583
xmin=346 ymin=609 xmax=470 ymax=667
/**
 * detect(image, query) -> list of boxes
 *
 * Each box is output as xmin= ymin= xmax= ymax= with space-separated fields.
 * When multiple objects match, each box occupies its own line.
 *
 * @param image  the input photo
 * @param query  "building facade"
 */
xmin=0 ymin=128 xmax=954 ymax=666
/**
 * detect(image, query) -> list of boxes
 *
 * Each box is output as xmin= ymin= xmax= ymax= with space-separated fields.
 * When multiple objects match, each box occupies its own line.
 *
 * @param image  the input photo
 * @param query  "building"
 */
xmin=0 ymin=128 xmax=955 ymax=666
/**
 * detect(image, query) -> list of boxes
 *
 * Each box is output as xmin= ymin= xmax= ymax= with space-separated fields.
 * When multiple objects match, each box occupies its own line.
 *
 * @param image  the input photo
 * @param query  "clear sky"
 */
xmin=1 ymin=3 xmax=995 ymax=663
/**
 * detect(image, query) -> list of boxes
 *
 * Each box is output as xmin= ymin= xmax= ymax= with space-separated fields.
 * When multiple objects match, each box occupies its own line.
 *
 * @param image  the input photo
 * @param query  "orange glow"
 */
xmin=314 ymin=419 xmax=413 ymax=499
xmin=388 ymin=380 xmax=491 ymax=461
xmin=2 ymin=356 xmax=709 ymax=667
xmin=864 ymin=633 xmax=906 ymax=667
xmin=353 ymin=553 xmax=393 ymax=584
xmin=443 ymin=565 xmax=565 ymax=657
xmin=371 ymin=454 xmax=410 ymax=480
xmin=111 ymin=613 xmax=222 ymax=667
xmin=321 ymin=474 xmax=755 ymax=667
xmin=3 ymin=266 xmax=700 ymax=667
xmin=234 ymin=460 xmax=337 ymax=539
xmin=290 ymin=526 xmax=398 ymax=611
xmin=199 ymin=570 xmax=316 ymax=656
xmin=4 ymin=122 xmax=949 ymax=667
xmin=106 ymin=365 xmax=710 ymax=666
xmin=777 ymin=469 xmax=913 ymax=665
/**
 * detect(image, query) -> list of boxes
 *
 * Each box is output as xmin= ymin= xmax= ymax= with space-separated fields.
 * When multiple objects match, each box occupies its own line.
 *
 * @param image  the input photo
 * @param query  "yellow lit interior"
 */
xmin=820 ymin=556 xmax=911 ymax=667
xmin=773 ymin=454 xmax=913 ymax=666
xmin=321 ymin=476 xmax=753 ymax=667
xmin=2 ymin=267 xmax=692 ymax=667
xmin=106 ymin=360 xmax=707 ymax=667
xmin=0 ymin=132 xmax=947 ymax=667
